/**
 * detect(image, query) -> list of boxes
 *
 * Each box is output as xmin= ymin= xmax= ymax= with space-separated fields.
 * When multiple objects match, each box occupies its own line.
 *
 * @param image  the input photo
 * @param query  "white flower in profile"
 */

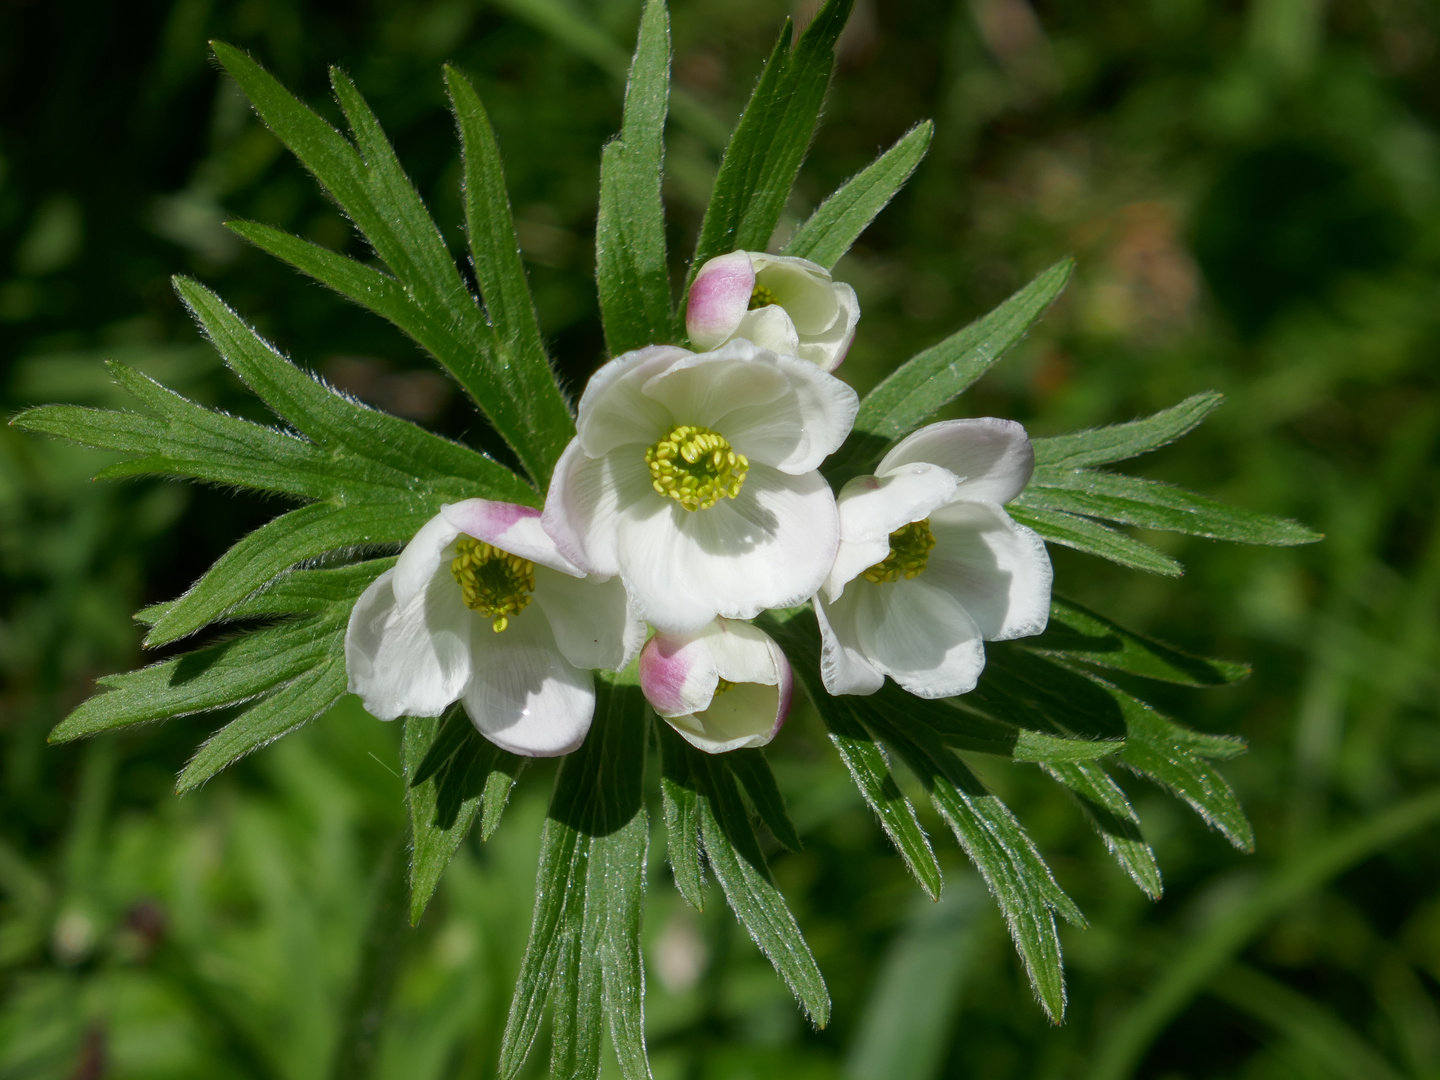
xmin=686 ymin=250 xmax=859 ymax=372
xmin=542 ymin=339 xmax=858 ymax=634
xmin=815 ymin=419 xmax=1053 ymax=699
xmin=345 ymin=499 xmax=645 ymax=757
xmin=639 ymin=618 xmax=793 ymax=754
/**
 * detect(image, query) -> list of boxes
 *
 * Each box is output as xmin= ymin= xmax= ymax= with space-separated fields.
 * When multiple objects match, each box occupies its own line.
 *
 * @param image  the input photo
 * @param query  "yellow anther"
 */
xmin=748 ymin=283 xmax=779 ymax=310
xmin=714 ymin=676 xmax=735 ymax=696
xmin=645 ymin=424 xmax=749 ymax=512
xmin=450 ymin=537 xmax=536 ymax=632
xmin=863 ymin=519 xmax=936 ymax=584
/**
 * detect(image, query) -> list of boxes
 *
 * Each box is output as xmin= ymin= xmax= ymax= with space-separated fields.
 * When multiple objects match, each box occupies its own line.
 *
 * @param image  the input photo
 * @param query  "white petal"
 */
xmin=878 ymin=418 xmax=1035 ymax=505
xmin=926 ymin=499 xmax=1053 ymax=641
xmin=667 ymin=678 xmax=787 ymax=754
xmin=542 ymin=441 xmax=653 ymax=578
xmin=441 ymin=499 xmax=581 ymax=576
xmin=463 ymin=612 xmax=595 ymax=757
xmin=345 ymin=567 xmax=473 ymax=720
xmin=686 ymin=251 xmax=755 ymax=350
xmin=825 ymin=463 xmax=961 ymax=599
xmin=855 ymin=577 xmax=986 ymax=698
xmin=575 ymin=345 xmax=688 ymax=458
xmin=731 ymin=304 xmax=800 ymax=356
xmin=532 ymin=565 xmax=646 ymax=671
xmin=615 ymin=463 xmax=839 ymax=633
xmin=640 ymin=339 xmax=790 ymax=427
xmin=393 ymin=510 xmax=463 ymax=606
xmin=751 ymin=254 xmax=839 ymax=335
xmin=701 ymin=352 xmax=858 ymax=473
xmin=814 ymin=589 xmax=885 ymax=696
xmin=797 ymin=282 xmax=858 ymax=372
xmin=639 ymin=631 xmax=720 ymax=718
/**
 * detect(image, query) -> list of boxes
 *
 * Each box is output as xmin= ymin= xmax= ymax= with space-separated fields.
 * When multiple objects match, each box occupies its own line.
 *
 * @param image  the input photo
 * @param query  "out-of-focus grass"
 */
xmin=2 ymin=0 xmax=1438 ymax=1077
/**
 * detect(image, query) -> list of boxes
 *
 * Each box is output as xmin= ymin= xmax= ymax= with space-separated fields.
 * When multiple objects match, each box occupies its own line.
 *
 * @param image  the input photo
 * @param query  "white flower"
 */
xmin=543 ymin=339 xmax=858 ymax=634
xmin=686 ymin=250 xmax=860 ymax=372
xmin=345 ymin=499 xmax=645 ymax=757
xmin=639 ymin=618 xmax=792 ymax=754
xmin=815 ymin=419 xmax=1053 ymax=699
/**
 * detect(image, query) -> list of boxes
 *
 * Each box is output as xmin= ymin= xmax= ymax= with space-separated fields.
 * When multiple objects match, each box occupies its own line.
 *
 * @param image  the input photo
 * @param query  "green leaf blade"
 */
xmin=1032 ymin=391 xmax=1224 ymax=468
xmin=1009 ymin=505 xmax=1184 ymax=577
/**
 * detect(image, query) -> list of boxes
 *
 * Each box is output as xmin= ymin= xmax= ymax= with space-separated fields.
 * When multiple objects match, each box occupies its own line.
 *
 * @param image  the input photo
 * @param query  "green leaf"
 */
xmin=657 ymin=722 xmax=705 ymax=909
xmin=1043 ymin=762 xmax=1162 ymax=899
xmin=211 ymin=42 xmax=572 ymax=485
xmin=763 ymin=614 xmax=941 ymax=898
xmin=1020 ymin=469 xmax=1323 ymax=545
xmin=500 ymin=682 xmax=651 ymax=1080
xmin=176 ymin=651 xmax=347 ymax=793
xmin=783 ymin=121 xmax=934 ymax=270
xmin=443 ymin=68 xmax=552 ymax=385
xmin=688 ymin=0 xmax=856 ymax=279
xmin=692 ymin=746 xmax=831 ymax=1026
xmin=904 ymin=694 xmax=1123 ymax=764
xmin=1033 ymin=391 xmax=1224 ymax=468
xmin=1008 ymin=505 xmax=1184 ymax=577
xmin=595 ymin=0 xmax=676 ymax=354
xmin=1032 ymin=598 xmax=1250 ymax=687
xmin=862 ymin=710 xmax=1083 ymax=1022
xmin=725 ymin=749 xmax=802 ymax=853
xmin=832 ymin=258 xmax=1074 ymax=477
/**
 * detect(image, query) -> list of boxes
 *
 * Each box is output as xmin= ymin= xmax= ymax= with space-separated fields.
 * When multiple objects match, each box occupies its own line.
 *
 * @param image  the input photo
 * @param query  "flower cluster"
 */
xmin=346 ymin=252 xmax=1053 ymax=756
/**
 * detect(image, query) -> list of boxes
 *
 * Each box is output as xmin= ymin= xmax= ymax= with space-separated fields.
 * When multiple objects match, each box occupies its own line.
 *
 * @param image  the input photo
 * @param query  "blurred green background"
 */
xmin=2 ymin=0 xmax=1439 ymax=1077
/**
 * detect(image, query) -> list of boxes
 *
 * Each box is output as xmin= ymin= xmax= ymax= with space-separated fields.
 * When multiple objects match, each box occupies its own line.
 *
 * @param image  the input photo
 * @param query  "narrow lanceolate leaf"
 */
xmin=1020 ymin=469 xmax=1322 ymax=545
xmin=725 ymin=749 xmax=802 ymax=853
xmin=500 ymin=682 xmax=651 ymax=1080
xmin=595 ymin=0 xmax=675 ymax=354
xmin=657 ymin=721 xmax=706 ymax=909
xmin=783 ymin=121 xmax=934 ymax=270
xmin=1008 ymin=505 xmax=1184 ymax=577
xmin=1032 ymin=391 xmax=1224 ymax=468
xmin=831 ymin=258 xmax=1074 ymax=478
xmin=444 ymin=68 xmax=550 ymax=380
xmin=692 ymin=747 xmax=831 ymax=1026
xmin=211 ymin=42 xmax=572 ymax=484
xmin=1032 ymin=598 xmax=1250 ymax=687
xmin=1043 ymin=762 xmax=1162 ymax=899
xmin=764 ymin=613 xmax=941 ymax=897
xmin=688 ymin=0 xmax=856 ymax=280
xmin=867 ymin=713 xmax=1083 ymax=1023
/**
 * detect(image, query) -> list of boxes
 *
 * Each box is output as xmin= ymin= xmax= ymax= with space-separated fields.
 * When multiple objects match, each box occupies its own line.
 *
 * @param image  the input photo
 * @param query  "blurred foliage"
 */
xmin=2 ymin=0 xmax=1439 ymax=1077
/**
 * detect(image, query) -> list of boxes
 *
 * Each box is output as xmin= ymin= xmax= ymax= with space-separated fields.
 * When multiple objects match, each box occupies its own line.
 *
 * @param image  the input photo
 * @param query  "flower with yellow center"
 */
xmin=814 ymin=418 xmax=1054 ymax=699
xmin=346 ymin=499 xmax=645 ymax=757
xmin=543 ymin=340 xmax=858 ymax=634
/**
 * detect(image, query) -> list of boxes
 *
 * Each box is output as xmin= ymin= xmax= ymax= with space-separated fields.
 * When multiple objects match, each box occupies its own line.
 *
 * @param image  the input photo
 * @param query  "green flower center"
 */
xmin=450 ymin=537 xmax=536 ymax=632
xmin=749 ymin=283 xmax=778 ymax=309
xmin=863 ymin=519 xmax=936 ymax=584
xmin=645 ymin=424 xmax=749 ymax=512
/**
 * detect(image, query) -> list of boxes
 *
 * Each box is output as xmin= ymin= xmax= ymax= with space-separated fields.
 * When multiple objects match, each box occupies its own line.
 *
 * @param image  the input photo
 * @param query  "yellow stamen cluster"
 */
xmin=748 ymin=283 xmax=779 ymax=310
xmin=645 ymin=424 xmax=749 ymax=512
xmin=450 ymin=537 xmax=536 ymax=632
xmin=863 ymin=519 xmax=936 ymax=584
xmin=714 ymin=676 xmax=736 ymax=696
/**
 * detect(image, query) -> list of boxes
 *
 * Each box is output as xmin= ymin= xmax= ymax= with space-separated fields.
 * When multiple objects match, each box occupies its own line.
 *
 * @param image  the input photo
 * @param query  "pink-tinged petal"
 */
xmin=825 ymin=464 xmax=961 ymax=599
xmin=926 ymin=499 xmax=1052 ymax=641
xmin=532 ymin=566 xmax=646 ymax=671
xmin=855 ymin=577 xmax=986 ymax=698
xmin=731 ymin=304 xmax=801 ymax=357
xmin=393 ymin=510 xmax=463 ymax=606
xmin=575 ymin=345 xmax=689 ymax=458
xmin=814 ymin=589 xmax=885 ymax=696
xmin=797 ymin=281 xmax=858 ymax=372
xmin=751 ymin=254 xmax=839 ymax=335
xmin=346 ymin=567 xmax=473 ymax=720
xmin=657 ymin=618 xmax=791 ymax=753
xmin=442 ymin=499 xmax=581 ymax=577
xmin=616 ymin=463 xmax=839 ymax=633
xmin=542 ymin=441 xmax=653 ymax=578
xmin=686 ymin=251 xmax=755 ymax=350
xmin=462 ymin=612 xmax=595 ymax=757
xmin=639 ymin=631 xmax=720 ymax=717
xmin=705 ymin=352 xmax=859 ymax=474
xmin=878 ymin=418 xmax=1035 ymax=505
